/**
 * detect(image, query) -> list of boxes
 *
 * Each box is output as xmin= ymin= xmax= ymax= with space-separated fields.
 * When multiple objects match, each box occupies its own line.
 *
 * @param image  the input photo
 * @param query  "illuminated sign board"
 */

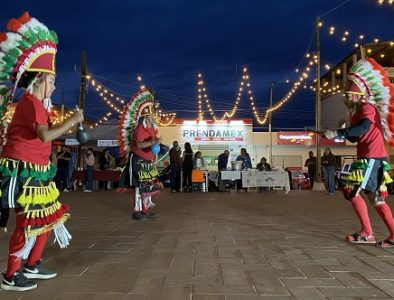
xmin=277 ymin=132 xmax=345 ymax=146
xmin=181 ymin=120 xmax=251 ymax=143
xmin=97 ymin=140 xmax=119 ymax=147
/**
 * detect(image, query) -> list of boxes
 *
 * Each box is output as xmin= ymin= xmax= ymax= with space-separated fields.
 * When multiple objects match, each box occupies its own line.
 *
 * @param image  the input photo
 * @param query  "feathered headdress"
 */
xmin=118 ymin=88 xmax=155 ymax=158
xmin=0 ymin=11 xmax=58 ymax=145
xmin=347 ymin=57 xmax=394 ymax=147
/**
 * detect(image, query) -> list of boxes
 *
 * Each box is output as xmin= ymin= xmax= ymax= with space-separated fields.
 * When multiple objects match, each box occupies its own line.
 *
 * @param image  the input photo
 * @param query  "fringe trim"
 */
xmin=17 ymin=182 xmax=60 ymax=206
xmin=24 ymin=201 xmax=61 ymax=219
xmin=11 ymin=235 xmax=37 ymax=259
xmin=53 ymin=223 xmax=72 ymax=249
xmin=0 ymin=158 xmax=56 ymax=181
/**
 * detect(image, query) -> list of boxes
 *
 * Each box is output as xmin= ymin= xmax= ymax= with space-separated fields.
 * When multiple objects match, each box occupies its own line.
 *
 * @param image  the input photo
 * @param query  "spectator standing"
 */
xmin=182 ymin=142 xmax=194 ymax=192
xmin=304 ymin=151 xmax=316 ymax=188
xmin=56 ymin=145 xmax=71 ymax=192
xmin=236 ymin=148 xmax=252 ymax=191
xmin=322 ymin=147 xmax=336 ymax=195
xmin=67 ymin=147 xmax=77 ymax=191
xmin=169 ymin=141 xmax=181 ymax=192
xmin=217 ymin=150 xmax=230 ymax=192
xmin=84 ymin=148 xmax=95 ymax=192
xmin=98 ymin=149 xmax=110 ymax=190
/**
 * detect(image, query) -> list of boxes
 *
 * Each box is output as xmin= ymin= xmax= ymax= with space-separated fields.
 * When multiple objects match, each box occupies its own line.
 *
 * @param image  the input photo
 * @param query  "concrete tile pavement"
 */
xmin=0 ymin=189 xmax=394 ymax=299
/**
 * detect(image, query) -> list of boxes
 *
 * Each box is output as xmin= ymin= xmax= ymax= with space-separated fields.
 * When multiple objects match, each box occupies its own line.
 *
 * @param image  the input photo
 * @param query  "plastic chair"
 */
xmin=192 ymin=170 xmax=206 ymax=192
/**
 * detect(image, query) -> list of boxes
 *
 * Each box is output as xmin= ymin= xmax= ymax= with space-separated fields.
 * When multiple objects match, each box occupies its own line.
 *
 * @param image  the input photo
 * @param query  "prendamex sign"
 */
xmin=182 ymin=128 xmax=244 ymax=141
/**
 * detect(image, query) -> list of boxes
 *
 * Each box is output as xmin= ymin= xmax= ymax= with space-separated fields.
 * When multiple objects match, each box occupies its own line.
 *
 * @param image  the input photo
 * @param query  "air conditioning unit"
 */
xmin=198 ymin=145 xmax=229 ymax=151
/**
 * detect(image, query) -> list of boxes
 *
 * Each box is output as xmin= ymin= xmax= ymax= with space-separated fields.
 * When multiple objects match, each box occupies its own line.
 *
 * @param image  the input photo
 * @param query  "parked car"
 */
xmin=285 ymin=167 xmax=311 ymax=190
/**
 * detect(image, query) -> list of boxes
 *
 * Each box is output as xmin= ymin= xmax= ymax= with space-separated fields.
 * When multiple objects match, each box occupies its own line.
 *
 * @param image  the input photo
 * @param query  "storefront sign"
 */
xmin=277 ymin=132 xmax=345 ymax=146
xmin=181 ymin=121 xmax=251 ymax=142
xmin=97 ymin=140 xmax=119 ymax=147
xmin=65 ymin=139 xmax=79 ymax=146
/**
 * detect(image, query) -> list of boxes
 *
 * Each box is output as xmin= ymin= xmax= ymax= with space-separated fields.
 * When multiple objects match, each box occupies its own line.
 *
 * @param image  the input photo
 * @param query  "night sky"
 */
xmin=1 ymin=0 xmax=393 ymax=130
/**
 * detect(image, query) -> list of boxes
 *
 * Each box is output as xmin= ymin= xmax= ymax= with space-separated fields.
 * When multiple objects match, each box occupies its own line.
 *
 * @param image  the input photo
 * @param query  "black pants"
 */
xmin=0 ymin=208 xmax=9 ymax=227
xmin=56 ymin=167 xmax=68 ymax=190
xmin=183 ymin=166 xmax=193 ymax=189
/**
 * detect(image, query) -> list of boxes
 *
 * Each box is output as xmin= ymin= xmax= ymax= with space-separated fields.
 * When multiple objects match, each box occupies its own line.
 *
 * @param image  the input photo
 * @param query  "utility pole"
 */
xmin=268 ymin=82 xmax=274 ymax=165
xmin=60 ymin=81 xmax=64 ymax=122
xmin=79 ymin=50 xmax=87 ymax=110
xmin=314 ymin=16 xmax=325 ymax=191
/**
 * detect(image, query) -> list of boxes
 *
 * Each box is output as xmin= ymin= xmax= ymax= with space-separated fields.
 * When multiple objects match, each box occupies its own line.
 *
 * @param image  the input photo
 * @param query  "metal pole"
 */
xmin=315 ymin=17 xmax=322 ymax=183
xmin=78 ymin=51 xmax=87 ymax=168
xmin=268 ymin=82 xmax=274 ymax=165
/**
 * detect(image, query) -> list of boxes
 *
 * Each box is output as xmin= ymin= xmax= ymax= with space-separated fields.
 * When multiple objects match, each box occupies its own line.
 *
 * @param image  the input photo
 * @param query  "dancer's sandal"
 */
xmin=375 ymin=239 xmax=394 ymax=248
xmin=346 ymin=233 xmax=376 ymax=244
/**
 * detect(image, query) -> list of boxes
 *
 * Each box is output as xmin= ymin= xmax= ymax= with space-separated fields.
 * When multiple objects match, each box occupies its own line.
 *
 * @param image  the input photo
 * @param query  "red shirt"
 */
xmin=2 ymin=93 xmax=51 ymax=165
xmin=130 ymin=124 xmax=157 ymax=161
xmin=350 ymin=102 xmax=387 ymax=158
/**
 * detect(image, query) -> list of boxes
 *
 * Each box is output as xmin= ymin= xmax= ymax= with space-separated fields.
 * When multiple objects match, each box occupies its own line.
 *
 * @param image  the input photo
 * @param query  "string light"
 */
xmin=196 ymin=58 xmax=316 ymax=125
xmin=377 ymin=0 xmax=394 ymax=5
xmin=90 ymin=112 xmax=113 ymax=129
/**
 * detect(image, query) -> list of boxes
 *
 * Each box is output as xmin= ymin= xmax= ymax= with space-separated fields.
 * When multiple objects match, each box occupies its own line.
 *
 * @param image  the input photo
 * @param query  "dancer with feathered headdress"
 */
xmin=118 ymin=88 xmax=163 ymax=220
xmin=324 ymin=57 xmax=394 ymax=248
xmin=0 ymin=12 xmax=84 ymax=291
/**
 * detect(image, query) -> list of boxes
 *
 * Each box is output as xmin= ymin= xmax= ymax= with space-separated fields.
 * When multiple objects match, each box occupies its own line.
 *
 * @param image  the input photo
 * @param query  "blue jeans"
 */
xmin=324 ymin=165 xmax=336 ymax=193
xmin=170 ymin=165 xmax=180 ymax=191
xmin=86 ymin=166 xmax=94 ymax=190
xmin=67 ymin=166 xmax=75 ymax=190
xmin=308 ymin=171 xmax=316 ymax=188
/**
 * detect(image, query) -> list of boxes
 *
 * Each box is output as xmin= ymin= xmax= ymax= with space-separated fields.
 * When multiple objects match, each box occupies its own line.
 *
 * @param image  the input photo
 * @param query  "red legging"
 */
xmin=6 ymin=209 xmax=50 ymax=277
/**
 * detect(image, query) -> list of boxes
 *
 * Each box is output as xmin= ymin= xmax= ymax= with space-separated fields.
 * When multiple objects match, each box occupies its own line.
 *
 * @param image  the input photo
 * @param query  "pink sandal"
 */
xmin=346 ymin=233 xmax=376 ymax=244
xmin=376 ymin=239 xmax=394 ymax=248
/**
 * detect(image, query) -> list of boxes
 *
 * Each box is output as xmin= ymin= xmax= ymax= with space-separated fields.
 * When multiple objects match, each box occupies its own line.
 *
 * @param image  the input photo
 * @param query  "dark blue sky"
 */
xmin=1 ymin=0 xmax=393 ymax=130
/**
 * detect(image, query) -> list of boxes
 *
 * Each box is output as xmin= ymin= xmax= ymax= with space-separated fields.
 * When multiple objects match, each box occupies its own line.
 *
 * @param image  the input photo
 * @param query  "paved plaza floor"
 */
xmin=1 ymin=188 xmax=394 ymax=299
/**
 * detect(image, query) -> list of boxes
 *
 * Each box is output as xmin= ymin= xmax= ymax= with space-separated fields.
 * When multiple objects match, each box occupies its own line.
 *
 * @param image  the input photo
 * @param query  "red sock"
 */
xmin=375 ymin=203 xmax=394 ymax=240
xmin=350 ymin=195 xmax=373 ymax=236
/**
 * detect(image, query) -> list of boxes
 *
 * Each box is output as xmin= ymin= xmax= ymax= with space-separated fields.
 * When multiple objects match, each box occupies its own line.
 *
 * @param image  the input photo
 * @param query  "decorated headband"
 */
xmin=346 ymin=57 xmax=394 ymax=147
xmin=0 ymin=11 xmax=58 ymax=145
xmin=118 ymin=88 xmax=155 ymax=157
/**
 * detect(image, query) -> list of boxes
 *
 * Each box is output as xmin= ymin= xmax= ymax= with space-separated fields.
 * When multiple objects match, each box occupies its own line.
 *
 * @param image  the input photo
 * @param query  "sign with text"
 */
xmin=97 ymin=140 xmax=119 ymax=147
xmin=277 ymin=132 xmax=345 ymax=146
xmin=181 ymin=121 xmax=252 ymax=143
xmin=65 ymin=139 xmax=80 ymax=146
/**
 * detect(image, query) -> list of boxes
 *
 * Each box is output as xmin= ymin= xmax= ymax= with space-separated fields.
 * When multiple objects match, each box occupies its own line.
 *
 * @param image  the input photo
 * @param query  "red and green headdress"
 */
xmin=0 ymin=11 xmax=58 ymax=144
xmin=118 ymin=88 xmax=155 ymax=157
xmin=347 ymin=57 xmax=394 ymax=147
